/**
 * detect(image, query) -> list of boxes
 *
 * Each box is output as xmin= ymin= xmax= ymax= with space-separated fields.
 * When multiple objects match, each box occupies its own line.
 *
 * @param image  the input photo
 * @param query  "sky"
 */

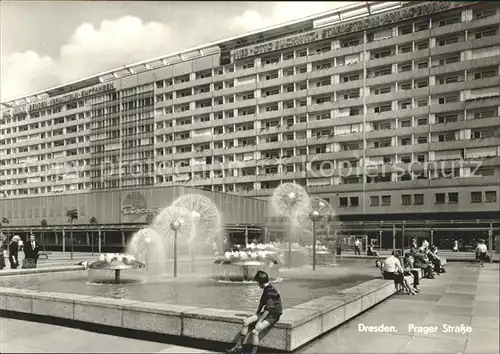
xmin=0 ymin=1 xmax=356 ymax=102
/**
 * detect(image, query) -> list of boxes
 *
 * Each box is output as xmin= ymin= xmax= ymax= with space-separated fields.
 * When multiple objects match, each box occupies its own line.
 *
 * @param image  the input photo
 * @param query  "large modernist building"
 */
xmin=1 ymin=1 xmax=499 ymax=249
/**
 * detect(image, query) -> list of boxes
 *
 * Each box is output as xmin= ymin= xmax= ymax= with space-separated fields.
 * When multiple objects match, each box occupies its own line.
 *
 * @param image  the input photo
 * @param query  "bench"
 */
xmin=38 ymin=252 xmax=52 ymax=260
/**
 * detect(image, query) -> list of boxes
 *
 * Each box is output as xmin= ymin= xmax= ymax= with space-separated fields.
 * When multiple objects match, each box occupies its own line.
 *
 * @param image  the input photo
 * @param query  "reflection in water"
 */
xmin=0 ymin=260 xmax=379 ymax=312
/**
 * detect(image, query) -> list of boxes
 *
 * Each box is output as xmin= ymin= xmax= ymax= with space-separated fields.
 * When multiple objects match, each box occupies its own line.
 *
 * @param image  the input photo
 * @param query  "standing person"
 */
xmin=9 ymin=235 xmax=20 ymax=269
xmin=452 ymin=240 xmax=459 ymax=252
xmin=354 ymin=238 xmax=361 ymax=256
xmin=475 ymin=239 xmax=488 ymax=267
xmin=410 ymin=238 xmax=419 ymax=254
xmin=0 ymin=233 xmax=6 ymax=270
xmin=24 ymin=234 xmax=41 ymax=268
xmin=226 ymin=271 xmax=282 ymax=354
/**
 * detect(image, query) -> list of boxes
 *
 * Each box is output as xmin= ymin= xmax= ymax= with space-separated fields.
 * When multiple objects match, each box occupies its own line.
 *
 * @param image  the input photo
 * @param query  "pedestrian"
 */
xmin=475 ymin=239 xmax=488 ymax=267
xmin=9 ymin=235 xmax=20 ymax=269
xmin=354 ymin=238 xmax=361 ymax=256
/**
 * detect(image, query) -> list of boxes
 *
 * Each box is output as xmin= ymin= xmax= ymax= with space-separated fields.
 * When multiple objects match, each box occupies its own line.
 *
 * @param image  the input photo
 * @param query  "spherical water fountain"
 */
xmin=172 ymin=194 xmax=221 ymax=272
xmin=300 ymin=197 xmax=335 ymax=270
xmin=152 ymin=206 xmax=192 ymax=278
xmin=271 ymin=183 xmax=310 ymax=268
xmin=126 ymin=228 xmax=167 ymax=275
xmin=87 ymin=253 xmax=145 ymax=284
xmin=214 ymin=243 xmax=281 ymax=281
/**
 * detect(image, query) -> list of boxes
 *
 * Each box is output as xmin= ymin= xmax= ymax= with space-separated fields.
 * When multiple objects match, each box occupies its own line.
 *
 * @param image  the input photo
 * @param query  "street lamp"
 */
xmin=310 ymin=210 xmax=321 ymax=271
xmin=170 ymin=219 xmax=184 ymax=278
xmin=144 ymin=236 xmax=151 ymax=270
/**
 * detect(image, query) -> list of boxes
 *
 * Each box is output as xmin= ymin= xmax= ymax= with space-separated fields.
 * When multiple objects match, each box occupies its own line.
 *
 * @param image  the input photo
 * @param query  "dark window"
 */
xmin=414 ymin=194 xmax=424 ymax=205
xmin=485 ymin=191 xmax=497 ymax=203
xmin=471 ymin=192 xmax=482 ymax=203
xmin=448 ymin=192 xmax=459 ymax=204
xmin=350 ymin=197 xmax=359 ymax=207
xmin=370 ymin=196 xmax=379 ymax=206
xmin=339 ymin=197 xmax=348 ymax=207
xmin=435 ymin=193 xmax=446 ymax=204
xmin=402 ymin=194 xmax=412 ymax=205
xmin=381 ymin=195 xmax=391 ymax=206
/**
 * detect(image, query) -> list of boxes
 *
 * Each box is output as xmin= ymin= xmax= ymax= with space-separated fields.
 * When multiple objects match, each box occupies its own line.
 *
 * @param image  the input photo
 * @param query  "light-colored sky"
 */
xmin=1 ymin=1 xmax=356 ymax=101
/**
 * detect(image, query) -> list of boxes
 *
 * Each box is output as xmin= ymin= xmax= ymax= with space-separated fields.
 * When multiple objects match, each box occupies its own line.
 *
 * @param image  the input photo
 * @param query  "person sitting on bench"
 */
xmin=382 ymin=250 xmax=416 ymax=295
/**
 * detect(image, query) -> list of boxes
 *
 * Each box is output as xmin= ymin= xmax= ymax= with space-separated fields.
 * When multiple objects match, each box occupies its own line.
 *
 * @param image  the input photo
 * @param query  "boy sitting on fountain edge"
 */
xmin=226 ymin=271 xmax=282 ymax=354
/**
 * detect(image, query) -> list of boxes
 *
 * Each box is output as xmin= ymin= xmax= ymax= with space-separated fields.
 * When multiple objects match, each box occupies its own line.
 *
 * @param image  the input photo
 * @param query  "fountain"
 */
xmin=87 ymin=253 xmax=145 ymax=284
xmin=172 ymin=194 xmax=221 ymax=272
xmin=271 ymin=183 xmax=310 ymax=268
xmin=299 ymin=197 xmax=336 ymax=270
xmin=126 ymin=228 xmax=167 ymax=275
xmin=152 ymin=206 xmax=192 ymax=278
xmin=214 ymin=243 xmax=281 ymax=281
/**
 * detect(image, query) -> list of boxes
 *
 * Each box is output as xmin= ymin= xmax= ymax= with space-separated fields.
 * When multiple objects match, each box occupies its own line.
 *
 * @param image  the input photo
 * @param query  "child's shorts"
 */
xmin=263 ymin=312 xmax=281 ymax=326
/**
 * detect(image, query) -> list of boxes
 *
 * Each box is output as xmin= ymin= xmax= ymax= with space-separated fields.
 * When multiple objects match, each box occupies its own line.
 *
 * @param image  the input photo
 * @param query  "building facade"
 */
xmin=1 ymin=1 xmax=500 ymax=227
xmin=0 ymin=186 xmax=271 ymax=251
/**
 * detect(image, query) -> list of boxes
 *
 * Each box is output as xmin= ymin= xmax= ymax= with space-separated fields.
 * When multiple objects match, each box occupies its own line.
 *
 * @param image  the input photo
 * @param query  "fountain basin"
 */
xmin=0 ymin=277 xmax=397 ymax=351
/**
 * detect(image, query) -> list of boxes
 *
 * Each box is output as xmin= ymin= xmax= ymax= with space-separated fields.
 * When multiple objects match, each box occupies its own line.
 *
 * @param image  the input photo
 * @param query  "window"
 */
xmin=448 ymin=192 xmax=459 ymax=204
xmin=417 ymin=118 xmax=428 ymax=126
xmin=373 ymin=86 xmax=391 ymax=95
xmin=417 ymin=136 xmax=428 ymax=144
xmin=402 ymin=194 xmax=412 ymax=205
xmin=401 ymin=120 xmax=411 ymax=128
xmin=473 ymin=110 xmax=495 ymax=119
xmin=370 ymin=196 xmax=379 ymax=206
xmin=339 ymin=197 xmax=348 ymax=207
xmin=485 ymin=191 xmax=497 ymax=203
xmin=435 ymin=193 xmax=446 ymax=204
xmin=417 ymin=61 xmax=428 ymax=69
xmin=416 ymin=80 xmax=428 ymax=88
xmin=471 ymin=192 xmax=482 ymax=203
xmin=381 ymin=195 xmax=391 ymax=206
xmin=439 ymin=37 xmax=459 ymax=46
xmin=350 ymin=197 xmax=359 ymax=207
xmin=414 ymin=194 xmax=424 ymax=205
xmin=417 ymin=42 xmax=429 ymax=50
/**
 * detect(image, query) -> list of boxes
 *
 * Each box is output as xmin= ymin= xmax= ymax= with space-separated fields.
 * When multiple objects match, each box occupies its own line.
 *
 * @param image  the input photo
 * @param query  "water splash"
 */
xmin=126 ymin=228 xmax=169 ymax=275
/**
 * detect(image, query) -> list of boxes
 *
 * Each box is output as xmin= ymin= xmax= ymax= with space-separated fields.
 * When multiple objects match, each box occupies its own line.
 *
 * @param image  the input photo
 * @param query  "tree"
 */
xmin=89 ymin=216 xmax=98 ymax=255
xmin=66 ymin=209 xmax=78 ymax=260
xmin=40 ymin=219 xmax=48 ymax=251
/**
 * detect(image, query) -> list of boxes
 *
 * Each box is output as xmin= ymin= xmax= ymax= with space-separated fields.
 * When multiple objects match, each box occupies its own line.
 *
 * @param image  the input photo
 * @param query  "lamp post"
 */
xmin=190 ymin=211 xmax=201 ymax=273
xmin=285 ymin=191 xmax=297 ymax=268
xmin=310 ymin=210 xmax=321 ymax=271
xmin=144 ymin=236 xmax=151 ymax=270
xmin=170 ymin=219 xmax=183 ymax=278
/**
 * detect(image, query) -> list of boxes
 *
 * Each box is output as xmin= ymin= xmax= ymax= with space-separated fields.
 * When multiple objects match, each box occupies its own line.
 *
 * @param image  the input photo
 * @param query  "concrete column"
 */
xmin=62 ymin=229 xmax=65 ymax=252
xmin=392 ymin=224 xmax=396 ymax=250
xmin=489 ymin=223 xmax=493 ymax=263
xmin=244 ymin=226 xmax=248 ymax=245
xmin=98 ymin=228 xmax=102 ymax=254
xmin=86 ymin=232 xmax=89 ymax=245
xmin=121 ymin=230 xmax=126 ymax=246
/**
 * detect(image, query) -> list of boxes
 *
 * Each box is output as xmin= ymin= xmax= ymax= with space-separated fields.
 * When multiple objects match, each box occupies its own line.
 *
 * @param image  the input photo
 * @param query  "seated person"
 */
xmin=403 ymin=253 xmax=420 ymax=292
xmin=427 ymin=247 xmax=444 ymax=274
xmin=382 ymin=251 xmax=416 ymax=295
xmin=413 ymin=249 xmax=435 ymax=279
xmin=227 ymin=271 xmax=282 ymax=354
xmin=367 ymin=244 xmax=378 ymax=256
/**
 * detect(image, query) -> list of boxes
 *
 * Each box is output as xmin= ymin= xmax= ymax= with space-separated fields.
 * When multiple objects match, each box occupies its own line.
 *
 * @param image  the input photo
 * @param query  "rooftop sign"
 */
xmin=10 ymin=83 xmax=115 ymax=115
xmin=233 ymin=2 xmax=472 ymax=60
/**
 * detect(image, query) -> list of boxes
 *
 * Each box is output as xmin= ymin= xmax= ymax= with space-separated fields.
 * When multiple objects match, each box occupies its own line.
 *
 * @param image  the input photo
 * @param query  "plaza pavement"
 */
xmin=0 ymin=318 xmax=216 ymax=353
xmin=298 ymin=262 xmax=499 ymax=354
